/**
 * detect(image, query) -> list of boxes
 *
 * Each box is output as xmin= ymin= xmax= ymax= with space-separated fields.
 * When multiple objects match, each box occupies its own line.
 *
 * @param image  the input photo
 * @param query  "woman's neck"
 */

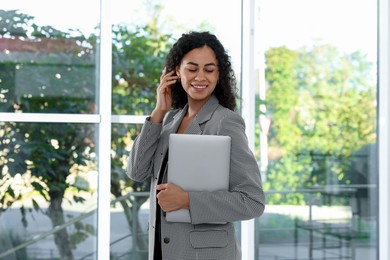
xmin=185 ymin=109 xmax=198 ymax=119
xmin=186 ymin=97 xmax=209 ymax=118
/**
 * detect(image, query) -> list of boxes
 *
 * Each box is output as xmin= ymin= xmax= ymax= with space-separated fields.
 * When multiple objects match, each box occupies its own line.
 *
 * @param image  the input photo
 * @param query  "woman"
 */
xmin=127 ymin=31 xmax=265 ymax=260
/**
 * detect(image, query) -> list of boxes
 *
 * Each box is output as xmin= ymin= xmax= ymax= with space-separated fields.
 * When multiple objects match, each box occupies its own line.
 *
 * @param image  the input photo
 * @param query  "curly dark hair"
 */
xmin=165 ymin=31 xmax=238 ymax=111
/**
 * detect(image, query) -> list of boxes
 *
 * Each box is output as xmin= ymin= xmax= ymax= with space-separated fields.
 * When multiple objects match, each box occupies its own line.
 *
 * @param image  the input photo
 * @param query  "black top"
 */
xmin=154 ymin=151 xmax=168 ymax=260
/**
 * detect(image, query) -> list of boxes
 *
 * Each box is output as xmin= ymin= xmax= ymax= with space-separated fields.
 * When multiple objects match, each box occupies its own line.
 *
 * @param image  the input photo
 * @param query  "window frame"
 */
xmin=378 ymin=0 xmax=390 ymax=259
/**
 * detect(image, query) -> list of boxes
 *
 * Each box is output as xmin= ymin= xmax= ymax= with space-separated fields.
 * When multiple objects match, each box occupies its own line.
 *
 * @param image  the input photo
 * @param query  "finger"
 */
xmin=158 ymin=79 xmax=177 ymax=91
xmin=160 ymin=67 xmax=167 ymax=81
xmin=166 ymin=78 xmax=177 ymax=85
xmin=156 ymin=184 xmax=167 ymax=191
xmin=162 ymin=70 xmax=176 ymax=80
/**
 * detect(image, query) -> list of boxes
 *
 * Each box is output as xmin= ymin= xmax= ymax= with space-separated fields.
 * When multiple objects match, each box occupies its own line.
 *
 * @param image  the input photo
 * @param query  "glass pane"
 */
xmin=254 ymin=0 xmax=378 ymax=259
xmin=110 ymin=0 xmax=242 ymax=258
xmin=0 ymin=122 xmax=98 ymax=259
xmin=0 ymin=0 xmax=99 ymax=114
xmin=111 ymin=123 xmax=150 ymax=259
xmin=111 ymin=0 xmax=242 ymax=115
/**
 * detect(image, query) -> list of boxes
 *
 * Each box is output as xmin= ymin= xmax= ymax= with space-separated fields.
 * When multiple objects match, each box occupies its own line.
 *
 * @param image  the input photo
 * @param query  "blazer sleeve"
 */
xmin=126 ymin=117 xmax=162 ymax=182
xmin=188 ymin=111 xmax=266 ymax=224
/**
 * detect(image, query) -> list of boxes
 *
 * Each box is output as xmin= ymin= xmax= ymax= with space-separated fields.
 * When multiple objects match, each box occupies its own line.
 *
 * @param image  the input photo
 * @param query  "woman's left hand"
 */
xmin=156 ymin=183 xmax=189 ymax=212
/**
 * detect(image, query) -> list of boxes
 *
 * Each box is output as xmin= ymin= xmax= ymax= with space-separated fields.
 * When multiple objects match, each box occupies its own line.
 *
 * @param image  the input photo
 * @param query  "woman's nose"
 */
xmin=195 ymin=70 xmax=205 ymax=80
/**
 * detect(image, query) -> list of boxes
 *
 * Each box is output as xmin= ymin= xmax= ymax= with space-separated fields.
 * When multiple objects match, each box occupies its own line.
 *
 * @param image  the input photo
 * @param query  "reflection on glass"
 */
xmin=255 ymin=0 xmax=377 ymax=259
xmin=0 ymin=122 xmax=98 ymax=259
xmin=0 ymin=2 xmax=99 ymax=114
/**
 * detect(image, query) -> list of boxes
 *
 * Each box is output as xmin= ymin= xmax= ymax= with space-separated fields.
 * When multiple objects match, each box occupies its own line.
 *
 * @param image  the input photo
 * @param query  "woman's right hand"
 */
xmin=150 ymin=67 xmax=178 ymax=123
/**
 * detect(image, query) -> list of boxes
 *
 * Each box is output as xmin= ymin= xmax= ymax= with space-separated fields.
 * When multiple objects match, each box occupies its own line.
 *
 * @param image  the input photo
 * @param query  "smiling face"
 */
xmin=175 ymin=45 xmax=219 ymax=107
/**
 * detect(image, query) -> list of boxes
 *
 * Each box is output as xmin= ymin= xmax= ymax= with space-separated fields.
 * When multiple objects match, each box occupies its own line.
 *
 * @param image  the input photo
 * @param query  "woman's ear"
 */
xmin=175 ymin=66 xmax=180 ymax=77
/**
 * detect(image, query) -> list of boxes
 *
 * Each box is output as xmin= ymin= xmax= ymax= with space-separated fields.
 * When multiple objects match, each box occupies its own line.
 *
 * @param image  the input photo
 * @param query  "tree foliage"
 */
xmin=263 ymin=44 xmax=376 ymax=204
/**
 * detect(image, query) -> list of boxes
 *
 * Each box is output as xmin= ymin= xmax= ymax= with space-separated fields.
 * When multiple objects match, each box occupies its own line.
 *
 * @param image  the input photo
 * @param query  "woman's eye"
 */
xmin=187 ymin=68 xmax=197 ymax=72
xmin=205 ymin=70 xmax=214 ymax=73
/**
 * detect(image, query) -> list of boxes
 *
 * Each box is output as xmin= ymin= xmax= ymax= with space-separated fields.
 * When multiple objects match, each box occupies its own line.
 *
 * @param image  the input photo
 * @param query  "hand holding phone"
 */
xmin=150 ymin=67 xmax=178 ymax=123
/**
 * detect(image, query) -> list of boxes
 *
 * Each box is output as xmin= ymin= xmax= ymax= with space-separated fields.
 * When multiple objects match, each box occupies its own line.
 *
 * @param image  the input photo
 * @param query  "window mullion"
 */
xmin=241 ymin=0 xmax=256 ymax=259
xmin=97 ymin=0 xmax=112 ymax=259
xmin=379 ymin=0 xmax=390 ymax=259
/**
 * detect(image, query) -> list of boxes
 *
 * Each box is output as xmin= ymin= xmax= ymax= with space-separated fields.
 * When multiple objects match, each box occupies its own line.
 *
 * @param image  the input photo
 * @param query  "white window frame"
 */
xmin=379 ymin=0 xmax=390 ymax=259
xmin=241 ymin=0 xmax=257 ymax=259
xmin=96 ymin=0 xmax=112 ymax=259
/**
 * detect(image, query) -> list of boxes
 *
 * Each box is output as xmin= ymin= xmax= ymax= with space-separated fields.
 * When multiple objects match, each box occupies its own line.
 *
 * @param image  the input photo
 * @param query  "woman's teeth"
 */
xmin=193 ymin=85 xmax=206 ymax=89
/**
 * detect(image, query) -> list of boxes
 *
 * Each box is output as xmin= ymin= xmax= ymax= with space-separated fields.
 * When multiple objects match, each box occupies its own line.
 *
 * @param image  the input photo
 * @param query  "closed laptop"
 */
xmin=166 ymin=134 xmax=231 ymax=223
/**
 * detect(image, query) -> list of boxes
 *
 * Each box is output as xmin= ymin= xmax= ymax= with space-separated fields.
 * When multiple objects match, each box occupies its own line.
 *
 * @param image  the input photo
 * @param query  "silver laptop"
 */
xmin=166 ymin=134 xmax=231 ymax=223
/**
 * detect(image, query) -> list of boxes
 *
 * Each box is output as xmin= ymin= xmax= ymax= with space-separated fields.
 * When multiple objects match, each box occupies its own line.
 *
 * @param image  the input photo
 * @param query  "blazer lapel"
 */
xmin=161 ymin=95 xmax=220 ymax=136
xmin=160 ymin=108 xmax=186 ymax=145
xmin=185 ymin=95 xmax=220 ymax=135
xmin=185 ymin=119 xmax=202 ymax=135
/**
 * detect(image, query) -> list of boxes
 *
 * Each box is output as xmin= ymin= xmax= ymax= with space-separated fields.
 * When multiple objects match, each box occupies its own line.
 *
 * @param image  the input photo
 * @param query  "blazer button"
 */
xmin=163 ymin=237 xmax=170 ymax=244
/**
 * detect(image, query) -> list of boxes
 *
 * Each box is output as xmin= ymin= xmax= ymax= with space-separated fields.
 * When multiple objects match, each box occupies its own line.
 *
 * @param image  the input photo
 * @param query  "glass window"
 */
xmin=110 ymin=0 xmax=242 ymax=115
xmin=110 ymin=123 xmax=149 ymax=259
xmin=3 ymin=0 xmax=382 ymax=259
xmin=0 ymin=122 xmax=98 ymax=259
xmin=0 ymin=0 xmax=100 ymax=259
xmin=254 ymin=0 xmax=378 ymax=259
xmin=0 ymin=1 xmax=99 ymax=114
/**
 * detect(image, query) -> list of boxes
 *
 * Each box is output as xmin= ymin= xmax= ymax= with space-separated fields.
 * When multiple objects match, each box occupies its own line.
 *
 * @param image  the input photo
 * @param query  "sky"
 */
xmin=1 ymin=0 xmax=377 ymax=64
xmin=256 ymin=0 xmax=377 ymax=60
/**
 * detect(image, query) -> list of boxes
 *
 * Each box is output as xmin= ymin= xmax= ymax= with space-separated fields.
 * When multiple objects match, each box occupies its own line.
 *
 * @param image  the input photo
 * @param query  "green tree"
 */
xmin=263 ymin=44 xmax=376 ymax=204
xmin=261 ymin=47 xmax=306 ymax=203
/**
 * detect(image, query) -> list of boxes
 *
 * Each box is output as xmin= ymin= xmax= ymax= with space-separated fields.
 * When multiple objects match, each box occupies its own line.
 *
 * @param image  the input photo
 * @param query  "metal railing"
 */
xmin=0 ymin=191 xmax=149 ymax=259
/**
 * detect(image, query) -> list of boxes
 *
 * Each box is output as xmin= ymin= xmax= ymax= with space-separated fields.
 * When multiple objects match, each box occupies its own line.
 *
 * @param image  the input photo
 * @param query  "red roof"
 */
xmin=0 ymin=38 xmax=85 ymax=53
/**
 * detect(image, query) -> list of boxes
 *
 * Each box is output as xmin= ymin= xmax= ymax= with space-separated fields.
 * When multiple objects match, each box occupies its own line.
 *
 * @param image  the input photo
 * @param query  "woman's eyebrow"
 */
xmin=185 ymin=61 xmax=218 ymax=67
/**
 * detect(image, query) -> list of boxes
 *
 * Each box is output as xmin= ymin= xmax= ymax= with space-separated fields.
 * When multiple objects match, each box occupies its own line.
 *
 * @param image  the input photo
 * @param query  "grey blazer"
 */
xmin=127 ymin=95 xmax=265 ymax=260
